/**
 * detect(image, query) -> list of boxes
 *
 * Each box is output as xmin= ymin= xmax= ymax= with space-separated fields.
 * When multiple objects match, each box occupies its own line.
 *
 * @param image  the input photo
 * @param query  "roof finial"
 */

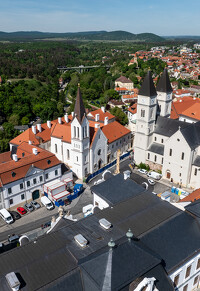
xmin=126 ymin=228 xmax=134 ymax=242
xmin=108 ymin=238 xmax=115 ymax=249
xmin=78 ymin=83 xmax=80 ymax=87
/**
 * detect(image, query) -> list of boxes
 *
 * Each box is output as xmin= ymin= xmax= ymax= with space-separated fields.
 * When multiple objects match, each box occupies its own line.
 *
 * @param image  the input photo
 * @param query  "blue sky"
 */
xmin=0 ymin=0 xmax=199 ymax=35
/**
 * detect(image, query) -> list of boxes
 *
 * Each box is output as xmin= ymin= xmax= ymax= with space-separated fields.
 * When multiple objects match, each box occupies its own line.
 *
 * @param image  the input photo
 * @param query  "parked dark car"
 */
xmin=30 ymin=201 xmax=41 ymax=209
xmin=9 ymin=211 xmax=21 ymax=220
xmin=8 ymin=234 xmax=20 ymax=243
xmin=24 ymin=203 xmax=34 ymax=212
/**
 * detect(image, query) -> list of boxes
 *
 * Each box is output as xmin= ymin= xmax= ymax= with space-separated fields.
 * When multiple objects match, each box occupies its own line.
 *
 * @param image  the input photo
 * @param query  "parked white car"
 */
xmin=137 ymin=169 xmax=148 ymax=175
xmin=148 ymin=179 xmax=156 ymax=186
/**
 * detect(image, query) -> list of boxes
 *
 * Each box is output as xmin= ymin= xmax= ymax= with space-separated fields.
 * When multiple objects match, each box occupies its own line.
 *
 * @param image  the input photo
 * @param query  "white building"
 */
xmin=10 ymin=86 xmax=132 ymax=179
xmin=134 ymin=68 xmax=200 ymax=188
xmin=115 ymin=76 xmax=134 ymax=90
xmin=0 ymin=142 xmax=62 ymax=210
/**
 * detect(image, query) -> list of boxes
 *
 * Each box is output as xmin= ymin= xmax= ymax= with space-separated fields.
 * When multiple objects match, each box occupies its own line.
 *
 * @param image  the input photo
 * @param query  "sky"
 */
xmin=0 ymin=0 xmax=200 ymax=36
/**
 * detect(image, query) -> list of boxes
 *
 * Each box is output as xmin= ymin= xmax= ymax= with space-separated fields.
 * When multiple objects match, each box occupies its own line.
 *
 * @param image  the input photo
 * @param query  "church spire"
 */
xmin=138 ymin=70 xmax=157 ymax=97
xmin=74 ymin=84 xmax=86 ymax=123
xmin=156 ymin=68 xmax=173 ymax=93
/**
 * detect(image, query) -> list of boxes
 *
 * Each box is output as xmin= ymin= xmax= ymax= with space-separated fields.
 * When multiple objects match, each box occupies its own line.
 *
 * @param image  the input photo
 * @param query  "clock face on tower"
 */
xmin=151 ymin=98 xmax=154 ymax=105
xmin=167 ymin=94 xmax=171 ymax=100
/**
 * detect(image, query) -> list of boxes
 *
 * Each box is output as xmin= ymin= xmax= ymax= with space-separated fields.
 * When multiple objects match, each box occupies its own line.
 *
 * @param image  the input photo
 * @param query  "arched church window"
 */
xmin=98 ymin=149 xmax=101 ymax=156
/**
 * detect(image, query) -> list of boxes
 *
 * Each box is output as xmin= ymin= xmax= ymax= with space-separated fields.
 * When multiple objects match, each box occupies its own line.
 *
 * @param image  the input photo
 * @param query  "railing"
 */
xmin=85 ymin=152 xmax=130 ymax=183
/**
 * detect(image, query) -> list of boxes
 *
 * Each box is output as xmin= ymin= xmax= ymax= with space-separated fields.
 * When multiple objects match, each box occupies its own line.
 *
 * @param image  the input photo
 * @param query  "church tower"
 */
xmin=156 ymin=68 xmax=173 ymax=118
xmin=71 ymin=85 xmax=90 ymax=178
xmin=134 ymin=71 xmax=157 ymax=164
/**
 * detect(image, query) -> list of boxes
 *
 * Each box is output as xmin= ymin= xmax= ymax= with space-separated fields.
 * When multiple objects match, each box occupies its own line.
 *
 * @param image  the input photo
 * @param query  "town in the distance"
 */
xmin=0 ymin=41 xmax=200 ymax=291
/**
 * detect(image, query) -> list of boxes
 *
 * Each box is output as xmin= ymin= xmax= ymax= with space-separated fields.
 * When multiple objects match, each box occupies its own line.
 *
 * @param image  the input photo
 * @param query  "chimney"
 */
xmin=71 ymin=111 xmax=74 ymax=117
xmin=101 ymin=106 xmax=105 ymax=113
xmin=32 ymin=125 xmax=36 ymax=134
xmin=37 ymin=124 xmax=42 ymax=132
xmin=28 ymin=140 xmax=32 ymax=145
xmin=32 ymin=148 xmax=38 ymax=155
xmin=58 ymin=117 xmax=62 ymax=124
xmin=64 ymin=114 xmax=69 ymax=123
xmin=95 ymin=123 xmax=100 ymax=129
xmin=104 ymin=116 xmax=109 ymax=125
xmin=47 ymin=120 xmax=51 ymax=129
xmin=95 ymin=114 xmax=100 ymax=121
xmin=12 ymin=154 xmax=18 ymax=162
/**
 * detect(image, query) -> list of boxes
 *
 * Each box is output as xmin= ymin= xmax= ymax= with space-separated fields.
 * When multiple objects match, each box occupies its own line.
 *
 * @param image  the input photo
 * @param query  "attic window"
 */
xmin=177 ymin=138 xmax=180 ymax=141
xmin=12 ymin=172 xmax=16 ymax=177
xmin=99 ymin=218 xmax=112 ymax=230
xmin=47 ymin=159 xmax=51 ymax=164
xmin=22 ymin=152 xmax=25 ymax=157
xmin=74 ymin=234 xmax=88 ymax=248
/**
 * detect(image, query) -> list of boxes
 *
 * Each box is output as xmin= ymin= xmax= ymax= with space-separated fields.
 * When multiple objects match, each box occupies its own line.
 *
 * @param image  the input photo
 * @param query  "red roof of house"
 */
xmin=115 ymin=76 xmax=133 ymax=84
xmin=0 ymin=142 xmax=61 ymax=186
xmin=101 ymin=121 xmax=130 ymax=144
xmin=87 ymin=109 xmax=115 ymax=122
xmin=128 ymin=104 xmax=137 ymax=114
xmin=181 ymin=189 xmax=200 ymax=202
xmin=171 ymin=97 xmax=200 ymax=120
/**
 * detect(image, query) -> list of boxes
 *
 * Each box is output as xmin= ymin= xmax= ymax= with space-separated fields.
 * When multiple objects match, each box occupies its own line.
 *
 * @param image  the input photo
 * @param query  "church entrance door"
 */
xmin=166 ymin=171 xmax=171 ymax=179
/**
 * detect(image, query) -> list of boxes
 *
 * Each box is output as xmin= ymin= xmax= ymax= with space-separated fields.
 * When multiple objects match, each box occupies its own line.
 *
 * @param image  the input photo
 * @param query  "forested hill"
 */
xmin=0 ymin=30 xmax=164 ymax=42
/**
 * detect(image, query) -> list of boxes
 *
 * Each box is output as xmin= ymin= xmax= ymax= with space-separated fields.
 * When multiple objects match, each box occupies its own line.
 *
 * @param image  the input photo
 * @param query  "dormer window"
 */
xmin=47 ymin=159 xmax=51 ymax=165
xmin=12 ymin=172 xmax=16 ymax=177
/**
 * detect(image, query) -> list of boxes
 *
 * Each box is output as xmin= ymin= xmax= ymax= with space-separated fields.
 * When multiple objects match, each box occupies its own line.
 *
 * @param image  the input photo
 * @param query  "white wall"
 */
xmin=169 ymin=253 xmax=200 ymax=291
xmin=93 ymin=193 xmax=109 ymax=210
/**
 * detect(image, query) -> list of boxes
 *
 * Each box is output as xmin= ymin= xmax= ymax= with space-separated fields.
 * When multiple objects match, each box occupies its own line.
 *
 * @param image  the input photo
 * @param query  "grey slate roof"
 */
xmin=141 ymin=211 xmax=200 ymax=272
xmin=91 ymin=173 xmax=145 ymax=205
xmin=74 ymin=86 xmax=86 ymax=123
xmin=138 ymin=71 xmax=157 ymax=97
xmin=154 ymin=116 xmax=188 ymax=137
xmin=192 ymin=155 xmax=200 ymax=167
xmin=148 ymin=143 xmax=164 ymax=155
xmin=180 ymin=122 xmax=200 ymax=149
xmin=80 ymin=239 xmax=161 ymax=291
xmin=95 ymin=191 xmax=180 ymax=237
xmin=156 ymin=68 xmax=173 ymax=93
xmin=185 ymin=200 xmax=200 ymax=218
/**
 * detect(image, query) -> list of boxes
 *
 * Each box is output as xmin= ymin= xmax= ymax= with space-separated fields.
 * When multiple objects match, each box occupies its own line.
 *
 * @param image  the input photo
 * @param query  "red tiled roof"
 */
xmin=101 ymin=121 xmax=130 ymax=144
xmin=87 ymin=109 xmax=115 ymax=121
xmin=115 ymin=76 xmax=133 ymax=83
xmin=181 ymin=189 xmax=200 ymax=202
xmin=51 ymin=123 xmax=71 ymax=143
xmin=128 ymin=104 xmax=137 ymax=114
xmin=0 ymin=142 xmax=61 ymax=186
xmin=171 ymin=97 xmax=200 ymax=120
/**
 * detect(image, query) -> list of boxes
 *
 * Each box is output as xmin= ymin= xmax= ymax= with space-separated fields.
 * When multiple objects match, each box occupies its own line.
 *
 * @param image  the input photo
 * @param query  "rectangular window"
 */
xmin=40 ymin=176 xmax=43 ymax=182
xmin=181 ymin=152 xmax=184 ymax=160
xmin=148 ymin=153 xmax=150 ymax=159
xmin=55 ymin=170 xmax=58 ymax=176
xmin=85 ymin=126 xmax=87 ymax=137
xmin=161 ymin=158 xmax=163 ymax=164
xmin=76 ymin=156 xmax=78 ymax=162
xmin=33 ymin=178 xmax=37 ymax=184
xmin=194 ymin=275 xmax=199 ymax=285
xmin=194 ymin=168 xmax=197 ymax=176
xmin=27 ymin=181 xmax=30 ymax=187
xmin=67 ymin=149 xmax=70 ymax=160
xmin=45 ymin=173 xmax=49 ymax=180
xmin=9 ymin=199 xmax=13 ymax=205
xmin=8 ymin=188 xmax=12 ymax=194
xmin=174 ymin=274 xmax=179 ymax=286
xmin=161 ymin=139 xmax=164 ymax=143
xmin=183 ymin=284 xmax=188 ymax=291
xmin=21 ymin=194 xmax=25 ymax=200
xmin=74 ymin=126 xmax=76 ymax=138
xmin=185 ymin=265 xmax=191 ymax=278
xmin=154 ymin=155 xmax=157 ymax=162
xmin=196 ymin=258 xmax=200 ymax=269
xmin=141 ymin=109 xmax=145 ymax=118
xmin=20 ymin=183 xmax=24 ymax=189
xmin=154 ymin=136 xmax=157 ymax=141
xmin=77 ymin=127 xmax=79 ymax=138
xmin=55 ymin=144 xmax=57 ymax=153
xmin=169 ymin=149 xmax=172 ymax=156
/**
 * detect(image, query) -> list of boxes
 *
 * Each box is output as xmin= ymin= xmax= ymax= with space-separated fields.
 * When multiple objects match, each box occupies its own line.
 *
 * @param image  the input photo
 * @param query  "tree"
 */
xmin=110 ymin=107 xmax=128 ymax=125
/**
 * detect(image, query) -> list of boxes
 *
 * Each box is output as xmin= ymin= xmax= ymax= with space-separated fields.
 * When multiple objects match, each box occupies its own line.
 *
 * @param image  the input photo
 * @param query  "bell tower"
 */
xmin=71 ymin=85 xmax=90 ymax=178
xmin=156 ymin=68 xmax=173 ymax=118
xmin=134 ymin=71 xmax=157 ymax=164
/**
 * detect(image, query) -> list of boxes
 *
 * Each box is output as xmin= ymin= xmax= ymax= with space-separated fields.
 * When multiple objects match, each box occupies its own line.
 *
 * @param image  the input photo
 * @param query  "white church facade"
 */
xmin=134 ymin=69 xmax=200 ymax=189
xmin=10 ymin=86 xmax=131 ymax=179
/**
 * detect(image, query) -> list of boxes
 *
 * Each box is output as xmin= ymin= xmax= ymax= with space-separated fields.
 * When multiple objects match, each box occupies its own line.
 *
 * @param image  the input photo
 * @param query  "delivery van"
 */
xmin=147 ymin=171 xmax=162 ymax=180
xmin=0 ymin=208 xmax=14 ymax=224
xmin=41 ymin=196 xmax=54 ymax=210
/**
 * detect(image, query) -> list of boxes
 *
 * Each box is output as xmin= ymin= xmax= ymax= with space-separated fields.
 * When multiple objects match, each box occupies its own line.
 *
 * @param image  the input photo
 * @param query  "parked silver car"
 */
xmin=30 ymin=201 xmax=41 ymax=209
xmin=24 ymin=203 xmax=34 ymax=212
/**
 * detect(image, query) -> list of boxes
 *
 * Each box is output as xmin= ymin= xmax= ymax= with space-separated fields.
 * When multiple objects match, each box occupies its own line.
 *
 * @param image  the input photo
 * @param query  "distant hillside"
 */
xmin=0 ymin=30 xmax=164 ymax=42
